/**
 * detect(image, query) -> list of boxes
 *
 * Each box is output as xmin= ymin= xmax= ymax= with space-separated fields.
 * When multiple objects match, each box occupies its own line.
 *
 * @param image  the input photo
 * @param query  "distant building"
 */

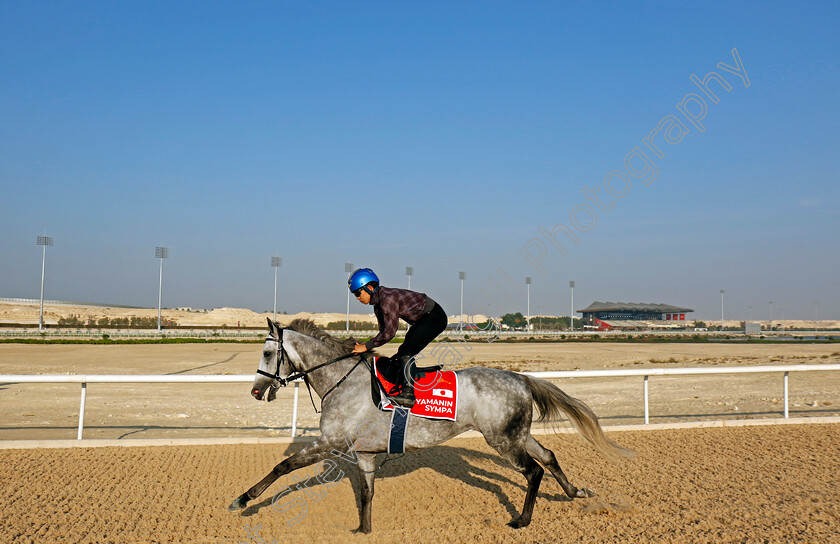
xmin=578 ymin=301 xmax=695 ymax=331
xmin=744 ymin=322 xmax=761 ymax=335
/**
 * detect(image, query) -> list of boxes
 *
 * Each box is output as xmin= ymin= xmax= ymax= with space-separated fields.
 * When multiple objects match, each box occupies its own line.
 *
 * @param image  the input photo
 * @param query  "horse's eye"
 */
xmin=263 ymin=351 xmax=272 ymax=359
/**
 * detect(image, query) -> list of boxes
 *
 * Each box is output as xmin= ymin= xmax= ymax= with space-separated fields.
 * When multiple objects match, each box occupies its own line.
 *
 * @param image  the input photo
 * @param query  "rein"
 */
xmin=257 ymin=328 xmax=363 ymax=413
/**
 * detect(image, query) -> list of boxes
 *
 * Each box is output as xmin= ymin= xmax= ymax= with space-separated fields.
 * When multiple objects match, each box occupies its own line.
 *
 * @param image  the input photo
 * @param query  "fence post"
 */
xmin=783 ymin=371 xmax=789 ymax=419
xmin=77 ymin=381 xmax=87 ymax=440
xmin=291 ymin=382 xmax=300 ymax=437
xmin=643 ymin=375 xmax=650 ymax=424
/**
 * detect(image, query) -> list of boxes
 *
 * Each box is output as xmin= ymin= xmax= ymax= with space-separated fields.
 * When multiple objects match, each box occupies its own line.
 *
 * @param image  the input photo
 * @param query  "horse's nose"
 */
xmin=251 ymin=387 xmax=263 ymax=400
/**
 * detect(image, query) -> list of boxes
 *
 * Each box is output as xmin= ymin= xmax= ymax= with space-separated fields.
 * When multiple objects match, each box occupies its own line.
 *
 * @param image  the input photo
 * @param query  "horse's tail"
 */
xmin=521 ymin=375 xmax=634 ymax=460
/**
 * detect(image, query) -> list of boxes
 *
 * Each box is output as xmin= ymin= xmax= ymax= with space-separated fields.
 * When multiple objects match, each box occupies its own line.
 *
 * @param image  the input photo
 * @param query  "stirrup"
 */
xmin=390 ymin=385 xmax=415 ymax=408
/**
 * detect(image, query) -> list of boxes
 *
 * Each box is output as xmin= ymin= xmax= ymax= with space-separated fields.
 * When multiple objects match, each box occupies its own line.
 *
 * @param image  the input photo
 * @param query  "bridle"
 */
xmin=256 ymin=327 xmax=365 ymax=413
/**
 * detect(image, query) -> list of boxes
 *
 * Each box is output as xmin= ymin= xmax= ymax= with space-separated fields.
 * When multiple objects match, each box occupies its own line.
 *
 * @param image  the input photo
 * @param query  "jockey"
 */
xmin=348 ymin=267 xmax=447 ymax=407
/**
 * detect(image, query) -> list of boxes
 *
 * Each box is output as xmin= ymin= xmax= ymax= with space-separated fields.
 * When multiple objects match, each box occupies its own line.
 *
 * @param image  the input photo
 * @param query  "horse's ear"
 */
xmin=267 ymin=317 xmax=278 ymax=338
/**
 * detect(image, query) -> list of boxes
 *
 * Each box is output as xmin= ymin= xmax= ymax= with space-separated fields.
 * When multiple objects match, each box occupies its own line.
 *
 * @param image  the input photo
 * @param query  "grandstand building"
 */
xmin=578 ymin=301 xmax=695 ymax=330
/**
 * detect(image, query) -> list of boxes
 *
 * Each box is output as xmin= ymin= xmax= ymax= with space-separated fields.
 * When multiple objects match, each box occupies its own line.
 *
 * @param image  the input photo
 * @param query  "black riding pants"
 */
xmin=382 ymin=303 xmax=447 ymax=388
xmin=396 ymin=303 xmax=448 ymax=361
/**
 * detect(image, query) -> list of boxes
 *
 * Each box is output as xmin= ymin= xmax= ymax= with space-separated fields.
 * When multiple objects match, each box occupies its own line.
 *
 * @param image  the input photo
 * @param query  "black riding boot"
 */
xmin=389 ymin=355 xmax=416 ymax=408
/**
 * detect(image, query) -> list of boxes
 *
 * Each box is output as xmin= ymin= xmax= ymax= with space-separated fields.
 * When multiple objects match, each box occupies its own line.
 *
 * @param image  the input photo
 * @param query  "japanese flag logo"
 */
xmin=432 ymin=388 xmax=453 ymax=398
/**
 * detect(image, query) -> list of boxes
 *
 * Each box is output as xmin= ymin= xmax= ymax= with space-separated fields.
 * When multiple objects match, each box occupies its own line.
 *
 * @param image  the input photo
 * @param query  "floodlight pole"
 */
xmin=768 ymin=300 xmax=774 ymax=331
xmin=459 ymin=271 xmax=466 ymax=333
xmin=570 ymin=280 xmax=575 ymax=332
xmin=272 ymin=256 xmax=282 ymax=322
xmin=814 ymin=302 xmax=819 ymax=334
xmin=525 ymin=277 xmax=531 ymax=332
xmin=37 ymin=236 xmax=54 ymax=331
xmin=720 ymin=289 xmax=725 ymax=330
xmin=406 ymin=266 xmax=413 ymax=290
xmin=345 ymin=262 xmax=353 ymax=331
xmin=156 ymin=246 xmax=169 ymax=331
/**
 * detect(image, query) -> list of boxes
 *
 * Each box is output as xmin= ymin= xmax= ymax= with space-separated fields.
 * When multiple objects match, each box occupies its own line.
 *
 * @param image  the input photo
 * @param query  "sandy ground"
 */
xmin=0 ymin=424 xmax=838 ymax=543
xmin=0 ymin=301 xmax=491 ymax=329
xmin=1 ymin=341 xmax=839 ymax=542
xmin=1 ymin=342 xmax=839 ymax=440
xmin=1 ymin=300 xmax=836 ymax=330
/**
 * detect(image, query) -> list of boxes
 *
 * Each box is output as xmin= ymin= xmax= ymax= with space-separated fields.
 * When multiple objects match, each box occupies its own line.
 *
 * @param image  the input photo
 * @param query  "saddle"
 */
xmin=368 ymin=356 xmax=442 ymax=407
xmin=370 ymin=355 xmax=460 ymax=422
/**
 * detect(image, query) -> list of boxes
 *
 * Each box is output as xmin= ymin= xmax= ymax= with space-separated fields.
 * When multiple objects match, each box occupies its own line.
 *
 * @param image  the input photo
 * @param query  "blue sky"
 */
xmin=1 ymin=1 xmax=838 ymax=320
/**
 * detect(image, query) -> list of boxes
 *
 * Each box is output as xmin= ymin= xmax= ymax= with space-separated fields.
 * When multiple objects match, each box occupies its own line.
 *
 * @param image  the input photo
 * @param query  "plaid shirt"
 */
xmin=365 ymin=286 xmax=429 ymax=350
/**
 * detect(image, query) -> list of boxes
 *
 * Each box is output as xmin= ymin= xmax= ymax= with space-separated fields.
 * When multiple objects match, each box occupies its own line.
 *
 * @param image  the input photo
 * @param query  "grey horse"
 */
xmin=229 ymin=318 xmax=632 ymax=533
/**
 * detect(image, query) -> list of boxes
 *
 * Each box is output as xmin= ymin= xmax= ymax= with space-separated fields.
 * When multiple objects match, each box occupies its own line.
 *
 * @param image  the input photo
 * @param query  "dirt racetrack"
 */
xmin=2 ymin=341 xmax=839 ymax=440
xmin=2 ymin=423 xmax=839 ymax=544
xmin=2 ymin=341 xmax=839 ymax=542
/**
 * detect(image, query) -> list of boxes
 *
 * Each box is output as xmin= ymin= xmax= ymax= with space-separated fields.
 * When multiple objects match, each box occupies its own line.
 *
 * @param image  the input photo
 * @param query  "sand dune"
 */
xmin=0 ymin=301 xmax=829 ymax=330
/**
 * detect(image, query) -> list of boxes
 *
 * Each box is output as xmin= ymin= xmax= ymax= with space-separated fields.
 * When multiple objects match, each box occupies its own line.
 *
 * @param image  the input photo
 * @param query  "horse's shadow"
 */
xmin=239 ymin=443 xmax=571 ymax=520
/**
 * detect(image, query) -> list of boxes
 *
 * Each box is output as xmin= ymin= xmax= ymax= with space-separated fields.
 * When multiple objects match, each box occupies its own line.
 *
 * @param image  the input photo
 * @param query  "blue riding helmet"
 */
xmin=348 ymin=268 xmax=379 ymax=292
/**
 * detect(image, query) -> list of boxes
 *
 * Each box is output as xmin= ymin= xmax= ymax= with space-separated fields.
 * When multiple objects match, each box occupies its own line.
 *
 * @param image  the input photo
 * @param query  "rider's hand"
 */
xmin=352 ymin=343 xmax=368 ymax=354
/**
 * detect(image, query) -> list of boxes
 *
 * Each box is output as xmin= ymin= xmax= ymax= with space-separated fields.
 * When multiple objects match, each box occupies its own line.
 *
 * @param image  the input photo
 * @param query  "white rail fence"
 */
xmin=1 ymin=364 xmax=839 ymax=440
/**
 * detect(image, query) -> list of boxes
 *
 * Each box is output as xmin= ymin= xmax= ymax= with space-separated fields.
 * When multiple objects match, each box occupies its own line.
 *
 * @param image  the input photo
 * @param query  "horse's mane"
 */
xmin=286 ymin=318 xmax=357 ymax=355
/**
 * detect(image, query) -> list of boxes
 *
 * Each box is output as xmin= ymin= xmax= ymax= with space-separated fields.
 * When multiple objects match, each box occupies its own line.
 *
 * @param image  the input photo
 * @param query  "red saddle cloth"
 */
xmin=373 ymin=356 xmax=458 ymax=421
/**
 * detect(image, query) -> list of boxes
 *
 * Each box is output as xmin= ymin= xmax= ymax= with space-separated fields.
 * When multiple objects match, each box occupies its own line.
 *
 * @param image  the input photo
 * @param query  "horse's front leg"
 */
xmin=228 ymin=438 xmax=339 ymax=512
xmin=354 ymin=453 xmax=377 ymax=534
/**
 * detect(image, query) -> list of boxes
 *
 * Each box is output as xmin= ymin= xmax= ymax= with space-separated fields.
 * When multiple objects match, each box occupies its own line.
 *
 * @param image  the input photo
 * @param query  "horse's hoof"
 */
xmin=577 ymin=487 xmax=596 ymax=498
xmin=507 ymin=517 xmax=530 ymax=529
xmin=228 ymin=493 xmax=249 ymax=512
xmin=352 ymin=525 xmax=372 ymax=534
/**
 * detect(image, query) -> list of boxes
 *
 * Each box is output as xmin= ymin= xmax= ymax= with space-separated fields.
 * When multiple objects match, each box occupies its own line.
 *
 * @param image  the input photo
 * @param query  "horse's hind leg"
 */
xmin=508 ymin=451 xmax=545 ymax=529
xmin=525 ymin=435 xmax=594 ymax=499
xmin=487 ymin=438 xmax=544 ymax=529
xmin=510 ymin=454 xmax=543 ymax=528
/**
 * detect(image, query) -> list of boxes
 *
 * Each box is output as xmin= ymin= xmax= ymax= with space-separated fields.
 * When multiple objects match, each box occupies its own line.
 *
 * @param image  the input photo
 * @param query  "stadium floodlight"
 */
xmin=768 ymin=300 xmax=774 ymax=330
xmin=36 ymin=235 xmax=54 ymax=331
xmin=570 ymin=280 xmax=575 ymax=332
xmin=271 ymin=256 xmax=282 ymax=322
xmin=720 ymin=289 xmax=725 ymax=330
xmin=459 ymin=271 xmax=466 ymax=332
xmin=155 ymin=246 xmax=169 ymax=331
xmin=406 ymin=266 xmax=413 ymax=290
xmin=814 ymin=302 xmax=819 ymax=333
xmin=345 ymin=262 xmax=353 ymax=331
xmin=525 ymin=277 xmax=532 ymax=331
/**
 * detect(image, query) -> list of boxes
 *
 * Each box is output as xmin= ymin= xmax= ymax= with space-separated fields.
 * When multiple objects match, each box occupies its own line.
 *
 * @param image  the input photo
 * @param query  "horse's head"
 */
xmin=250 ymin=318 xmax=294 ymax=401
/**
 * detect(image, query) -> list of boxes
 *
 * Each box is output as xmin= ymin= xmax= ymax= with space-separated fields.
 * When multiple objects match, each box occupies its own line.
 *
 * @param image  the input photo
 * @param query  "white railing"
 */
xmin=527 ymin=365 xmax=840 ymax=423
xmin=1 ymin=364 xmax=839 ymax=440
